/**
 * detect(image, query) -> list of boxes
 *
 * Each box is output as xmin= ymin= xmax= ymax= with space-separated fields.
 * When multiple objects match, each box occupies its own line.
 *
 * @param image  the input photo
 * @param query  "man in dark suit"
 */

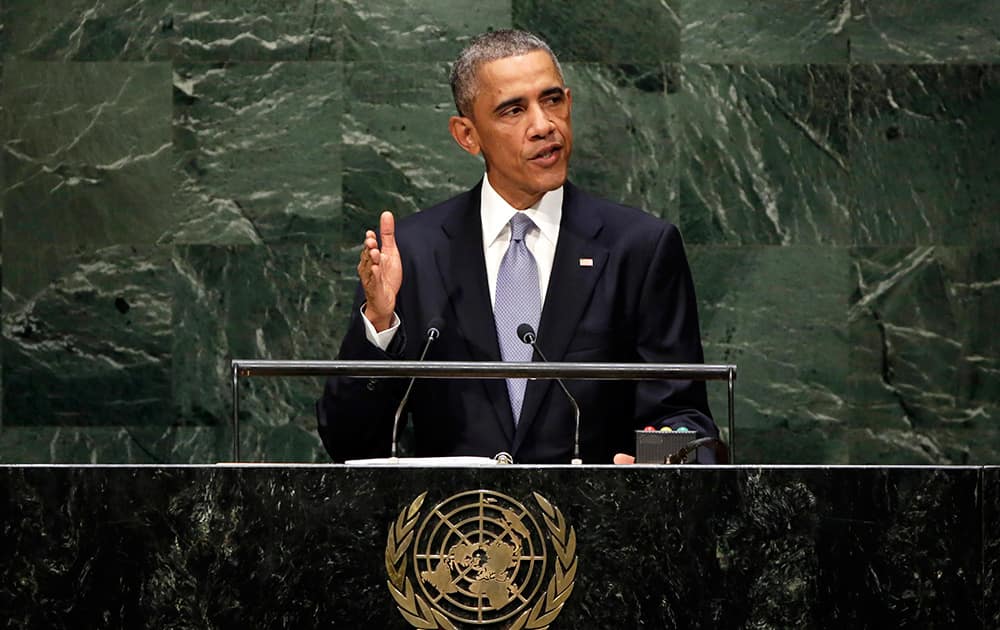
xmin=317 ymin=30 xmax=718 ymax=464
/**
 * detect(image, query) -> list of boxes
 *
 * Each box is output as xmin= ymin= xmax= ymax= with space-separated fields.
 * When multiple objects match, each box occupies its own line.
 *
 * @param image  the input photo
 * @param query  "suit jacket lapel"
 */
xmin=513 ymin=182 xmax=609 ymax=454
xmin=437 ymin=184 xmax=516 ymax=444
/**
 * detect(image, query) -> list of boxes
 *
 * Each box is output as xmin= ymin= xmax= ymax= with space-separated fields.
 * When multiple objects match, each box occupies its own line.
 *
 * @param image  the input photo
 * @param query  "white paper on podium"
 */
xmin=344 ymin=456 xmax=500 ymax=466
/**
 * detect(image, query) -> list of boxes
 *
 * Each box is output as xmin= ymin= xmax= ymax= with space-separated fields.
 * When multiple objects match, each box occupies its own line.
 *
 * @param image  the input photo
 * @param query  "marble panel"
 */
xmin=564 ymin=63 xmax=676 ymax=218
xmin=811 ymin=466 xmax=983 ymax=626
xmin=0 ymin=426 xmax=225 ymax=463
xmin=1 ymin=2 xmax=995 ymax=469
xmin=737 ymin=427 xmax=848 ymax=465
xmin=171 ymin=244 xmax=352 ymax=462
xmin=678 ymin=64 xmax=851 ymax=245
xmin=341 ymin=61 xmax=483 ymax=238
xmin=847 ymin=427 xmax=1000 ymax=466
xmin=0 ymin=0 xmax=174 ymax=60
xmin=513 ymin=0 xmax=680 ymax=63
xmin=2 ymin=61 xmax=175 ymax=299
xmin=849 ymin=64 xmax=1000 ymax=246
xmin=170 ymin=62 xmax=343 ymax=245
xmin=507 ymin=467 xmax=981 ymax=627
xmin=851 ymin=0 xmax=1000 ymax=63
xmin=170 ymin=0 xmax=341 ymax=62
xmin=682 ymin=0 xmax=850 ymax=63
xmin=848 ymin=247 xmax=1000 ymax=464
xmin=2 ymin=246 xmax=174 ymax=427
xmin=690 ymin=246 xmax=849 ymax=463
xmin=987 ymin=467 xmax=1000 ymax=627
xmin=0 ymin=466 xmax=984 ymax=627
xmin=1 ymin=64 xmax=4 ymax=428
xmin=342 ymin=0 xmax=511 ymax=62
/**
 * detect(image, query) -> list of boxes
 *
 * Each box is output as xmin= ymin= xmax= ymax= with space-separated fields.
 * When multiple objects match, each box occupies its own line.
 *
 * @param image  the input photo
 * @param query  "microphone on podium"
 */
xmin=517 ymin=323 xmax=583 ymax=465
xmin=390 ymin=317 xmax=444 ymax=460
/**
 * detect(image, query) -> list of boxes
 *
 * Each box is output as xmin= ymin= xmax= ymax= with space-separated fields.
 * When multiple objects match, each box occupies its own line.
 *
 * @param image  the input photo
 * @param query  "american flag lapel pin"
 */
xmin=579 ymin=257 xmax=593 ymax=267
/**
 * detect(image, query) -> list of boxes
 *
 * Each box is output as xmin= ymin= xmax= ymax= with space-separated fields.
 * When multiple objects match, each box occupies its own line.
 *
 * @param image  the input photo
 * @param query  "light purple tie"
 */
xmin=494 ymin=212 xmax=541 ymax=425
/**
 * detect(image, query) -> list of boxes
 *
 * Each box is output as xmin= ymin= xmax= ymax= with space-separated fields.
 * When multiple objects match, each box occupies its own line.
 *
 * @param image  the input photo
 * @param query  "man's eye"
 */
xmin=504 ymin=107 xmax=523 ymax=117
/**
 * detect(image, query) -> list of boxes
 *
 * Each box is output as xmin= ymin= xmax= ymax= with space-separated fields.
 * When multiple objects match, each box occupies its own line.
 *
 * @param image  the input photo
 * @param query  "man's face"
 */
xmin=450 ymin=50 xmax=573 ymax=209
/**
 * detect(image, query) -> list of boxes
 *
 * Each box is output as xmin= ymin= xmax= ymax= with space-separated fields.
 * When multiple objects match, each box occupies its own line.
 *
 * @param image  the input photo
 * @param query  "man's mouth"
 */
xmin=530 ymin=144 xmax=562 ymax=163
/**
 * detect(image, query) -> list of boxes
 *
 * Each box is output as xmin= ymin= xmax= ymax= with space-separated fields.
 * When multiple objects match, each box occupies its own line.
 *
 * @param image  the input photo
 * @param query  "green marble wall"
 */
xmin=0 ymin=1 xmax=997 ymax=464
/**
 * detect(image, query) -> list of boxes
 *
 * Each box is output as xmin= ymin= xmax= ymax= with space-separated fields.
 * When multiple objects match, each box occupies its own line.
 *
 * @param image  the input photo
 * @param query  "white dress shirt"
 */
xmin=481 ymin=174 xmax=562 ymax=307
xmin=363 ymin=174 xmax=563 ymax=349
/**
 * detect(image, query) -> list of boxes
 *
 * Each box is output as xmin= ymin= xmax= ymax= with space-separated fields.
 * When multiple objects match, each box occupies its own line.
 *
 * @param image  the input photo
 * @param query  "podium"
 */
xmin=2 ymin=465 xmax=995 ymax=628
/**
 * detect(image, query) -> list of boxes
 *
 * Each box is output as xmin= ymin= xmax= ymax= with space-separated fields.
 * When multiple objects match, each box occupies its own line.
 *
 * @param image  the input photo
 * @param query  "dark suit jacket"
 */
xmin=317 ymin=180 xmax=717 ymax=464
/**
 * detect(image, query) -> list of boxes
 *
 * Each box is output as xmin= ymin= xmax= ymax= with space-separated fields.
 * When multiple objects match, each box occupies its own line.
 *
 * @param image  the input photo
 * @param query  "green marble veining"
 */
xmin=678 ymin=64 xmax=852 ymax=245
xmin=171 ymin=0 xmax=341 ymax=62
xmin=513 ymin=0 xmax=680 ymax=63
xmin=341 ymin=61 xmax=479 ymax=236
xmin=2 ymin=61 xmax=174 ymax=298
xmin=682 ymin=0 xmax=849 ymax=63
xmin=0 ymin=426 xmax=226 ymax=463
xmin=0 ymin=0 xmax=174 ymax=60
xmin=691 ymin=246 xmax=849 ymax=463
xmin=851 ymin=0 xmax=1000 ymax=63
xmin=342 ymin=0 xmax=510 ymax=62
xmin=848 ymin=246 xmax=999 ymax=464
xmin=171 ymin=244 xmax=350 ymax=461
xmin=850 ymin=64 xmax=1000 ymax=245
xmin=1 ymin=65 xmax=3 ymax=427
xmin=564 ymin=64 xmax=677 ymax=217
xmin=171 ymin=62 xmax=343 ymax=245
xmin=3 ymin=246 xmax=174 ymax=426
xmin=1 ymin=55 xmax=3 ymax=426
xmin=0 ymin=2 xmax=998 ymax=464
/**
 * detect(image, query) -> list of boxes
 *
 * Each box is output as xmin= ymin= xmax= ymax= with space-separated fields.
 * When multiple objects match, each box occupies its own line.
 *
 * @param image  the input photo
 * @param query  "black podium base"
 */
xmin=2 ymin=465 xmax=997 ymax=628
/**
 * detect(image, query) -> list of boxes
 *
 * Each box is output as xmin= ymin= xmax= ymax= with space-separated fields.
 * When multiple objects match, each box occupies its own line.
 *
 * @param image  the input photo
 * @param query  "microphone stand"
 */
xmin=518 ymin=324 xmax=582 ymax=465
xmin=390 ymin=322 xmax=441 ymax=460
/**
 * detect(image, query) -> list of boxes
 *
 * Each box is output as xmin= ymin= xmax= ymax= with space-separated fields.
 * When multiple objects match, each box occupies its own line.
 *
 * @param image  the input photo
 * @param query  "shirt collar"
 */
xmin=481 ymin=173 xmax=563 ymax=248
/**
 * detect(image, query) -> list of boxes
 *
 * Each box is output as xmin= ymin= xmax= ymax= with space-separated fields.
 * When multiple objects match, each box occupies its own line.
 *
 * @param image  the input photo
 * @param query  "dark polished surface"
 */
xmin=1 ymin=465 xmax=989 ymax=628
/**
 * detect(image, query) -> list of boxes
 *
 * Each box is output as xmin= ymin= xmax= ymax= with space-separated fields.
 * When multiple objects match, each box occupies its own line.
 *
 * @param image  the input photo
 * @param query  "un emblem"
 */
xmin=386 ymin=490 xmax=578 ymax=629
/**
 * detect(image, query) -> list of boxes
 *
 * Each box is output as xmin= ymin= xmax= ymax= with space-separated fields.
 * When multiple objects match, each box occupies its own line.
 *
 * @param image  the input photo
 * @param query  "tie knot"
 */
xmin=509 ymin=212 xmax=534 ymax=242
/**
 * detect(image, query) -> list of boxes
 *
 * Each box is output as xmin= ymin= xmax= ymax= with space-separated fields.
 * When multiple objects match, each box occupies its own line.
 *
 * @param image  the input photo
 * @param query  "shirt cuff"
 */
xmin=360 ymin=304 xmax=401 ymax=351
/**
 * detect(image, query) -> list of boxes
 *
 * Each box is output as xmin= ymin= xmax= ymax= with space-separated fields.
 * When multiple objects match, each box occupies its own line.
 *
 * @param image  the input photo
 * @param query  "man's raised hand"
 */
xmin=358 ymin=211 xmax=402 ymax=331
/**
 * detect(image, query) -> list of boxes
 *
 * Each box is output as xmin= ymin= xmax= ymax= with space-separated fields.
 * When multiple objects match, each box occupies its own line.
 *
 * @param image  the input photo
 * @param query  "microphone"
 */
xmin=517 ymin=323 xmax=582 ymax=465
xmin=390 ymin=317 xmax=444 ymax=459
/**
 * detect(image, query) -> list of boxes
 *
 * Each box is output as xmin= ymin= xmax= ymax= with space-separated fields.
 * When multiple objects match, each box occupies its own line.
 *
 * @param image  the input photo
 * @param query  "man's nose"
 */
xmin=526 ymin=104 xmax=555 ymax=138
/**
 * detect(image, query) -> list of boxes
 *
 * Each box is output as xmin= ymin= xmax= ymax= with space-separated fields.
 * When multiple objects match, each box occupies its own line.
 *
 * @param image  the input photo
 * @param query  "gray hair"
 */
xmin=449 ymin=29 xmax=564 ymax=118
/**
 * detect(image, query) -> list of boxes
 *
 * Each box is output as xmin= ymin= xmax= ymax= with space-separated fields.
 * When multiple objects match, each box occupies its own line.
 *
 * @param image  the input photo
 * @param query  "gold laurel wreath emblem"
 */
xmin=385 ymin=491 xmax=578 ymax=629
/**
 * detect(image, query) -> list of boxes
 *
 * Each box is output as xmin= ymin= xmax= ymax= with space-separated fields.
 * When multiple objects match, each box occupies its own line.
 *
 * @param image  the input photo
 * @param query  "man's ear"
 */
xmin=449 ymin=115 xmax=481 ymax=156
